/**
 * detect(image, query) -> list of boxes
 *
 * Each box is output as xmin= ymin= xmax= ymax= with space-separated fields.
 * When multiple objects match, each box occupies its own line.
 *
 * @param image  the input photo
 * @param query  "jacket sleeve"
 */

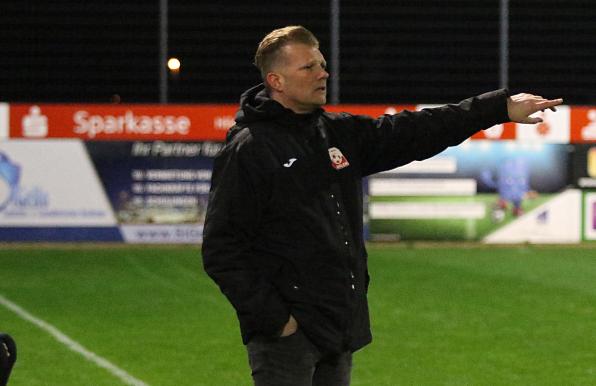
xmin=350 ymin=89 xmax=510 ymax=176
xmin=201 ymin=134 xmax=289 ymax=339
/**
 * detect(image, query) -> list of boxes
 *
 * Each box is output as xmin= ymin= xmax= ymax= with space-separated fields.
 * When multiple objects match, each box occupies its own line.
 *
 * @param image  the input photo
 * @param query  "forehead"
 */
xmin=279 ymin=43 xmax=325 ymax=65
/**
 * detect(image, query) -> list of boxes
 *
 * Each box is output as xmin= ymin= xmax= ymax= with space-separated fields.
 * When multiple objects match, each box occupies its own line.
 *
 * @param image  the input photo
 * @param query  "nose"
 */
xmin=320 ymin=68 xmax=329 ymax=80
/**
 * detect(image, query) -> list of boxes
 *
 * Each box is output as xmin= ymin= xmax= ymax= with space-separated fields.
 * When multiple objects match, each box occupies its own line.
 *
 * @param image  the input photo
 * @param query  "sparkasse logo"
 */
xmin=73 ymin=110 xmax=191 ymax=139
xmin=21 ymin=105 xmax=48 ymax=138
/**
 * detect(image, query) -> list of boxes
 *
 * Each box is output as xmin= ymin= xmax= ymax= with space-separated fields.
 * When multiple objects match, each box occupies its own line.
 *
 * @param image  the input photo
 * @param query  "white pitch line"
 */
xmin=0 ymin=294 xmax=149 ymax=386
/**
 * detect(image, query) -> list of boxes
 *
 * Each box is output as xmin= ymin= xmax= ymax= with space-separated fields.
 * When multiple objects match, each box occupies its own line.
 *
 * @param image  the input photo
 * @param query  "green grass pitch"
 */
xmin=1 ymin=244 xmax=596 ymax=385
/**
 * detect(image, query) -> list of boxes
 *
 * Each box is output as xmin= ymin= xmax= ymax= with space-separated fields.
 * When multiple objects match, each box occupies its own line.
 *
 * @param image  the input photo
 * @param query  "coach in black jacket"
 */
xmin=201 ymin=26 xmax=562 ymax=386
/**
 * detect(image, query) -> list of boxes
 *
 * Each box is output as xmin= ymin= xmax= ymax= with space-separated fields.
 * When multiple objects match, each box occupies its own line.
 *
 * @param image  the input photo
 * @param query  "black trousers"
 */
xmin=247 ymin=329 xmax=352 ymax=386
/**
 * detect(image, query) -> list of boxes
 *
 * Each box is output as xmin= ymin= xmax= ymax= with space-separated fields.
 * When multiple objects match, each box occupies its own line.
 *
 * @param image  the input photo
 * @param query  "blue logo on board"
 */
xmin=0 ymin=151 xmax=49 ymax=212
xmin=0 ymin=152 xmax=21 ymax=211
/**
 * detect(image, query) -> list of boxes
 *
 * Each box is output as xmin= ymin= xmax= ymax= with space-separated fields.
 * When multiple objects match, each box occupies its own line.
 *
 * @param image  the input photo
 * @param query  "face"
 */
xmin=267 ymin=43 xmax=329 ymax=114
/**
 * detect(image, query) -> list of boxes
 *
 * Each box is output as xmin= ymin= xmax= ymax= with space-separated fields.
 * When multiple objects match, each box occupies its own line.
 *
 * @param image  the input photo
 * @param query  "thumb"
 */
xmin=520 ymin=116 xmax=543 ymax=124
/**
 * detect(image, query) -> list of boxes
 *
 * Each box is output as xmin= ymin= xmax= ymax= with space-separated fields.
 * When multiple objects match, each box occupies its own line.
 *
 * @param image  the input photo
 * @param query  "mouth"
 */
xmin=316 ymin=86 xmax=326 ymax=92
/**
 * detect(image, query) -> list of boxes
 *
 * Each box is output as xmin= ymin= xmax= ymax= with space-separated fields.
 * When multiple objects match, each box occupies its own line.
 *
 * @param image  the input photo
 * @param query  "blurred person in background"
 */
xmin=202 ymin=25 xmax=562 ymax=386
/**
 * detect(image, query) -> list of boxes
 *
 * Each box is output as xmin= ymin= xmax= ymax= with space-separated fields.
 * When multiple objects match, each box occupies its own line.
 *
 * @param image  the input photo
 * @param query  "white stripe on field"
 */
xmin=0 ymin=294 xmax=149 ymax=386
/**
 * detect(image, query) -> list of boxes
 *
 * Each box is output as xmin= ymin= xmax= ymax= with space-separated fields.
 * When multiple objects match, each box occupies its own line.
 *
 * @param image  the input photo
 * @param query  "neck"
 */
xmin=270 ymin=92 xmax=316 ymax=114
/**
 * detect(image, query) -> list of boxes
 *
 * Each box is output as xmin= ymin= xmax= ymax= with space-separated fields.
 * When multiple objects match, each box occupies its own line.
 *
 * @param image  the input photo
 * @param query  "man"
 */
xmin=201 ymin=26 xmax=562 ymax=386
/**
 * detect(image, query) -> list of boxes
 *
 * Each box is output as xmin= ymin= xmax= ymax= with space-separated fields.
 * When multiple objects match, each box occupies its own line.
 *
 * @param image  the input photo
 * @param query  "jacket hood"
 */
xmin=233 ymin=83 xmax=324 ymax=132
xmin=235 ymin=84 xmax=287 ymax=125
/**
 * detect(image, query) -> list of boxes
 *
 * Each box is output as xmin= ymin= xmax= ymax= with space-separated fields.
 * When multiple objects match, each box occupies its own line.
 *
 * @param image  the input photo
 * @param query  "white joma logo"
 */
xmin=283 ymin=158 xmax=297 ymax=167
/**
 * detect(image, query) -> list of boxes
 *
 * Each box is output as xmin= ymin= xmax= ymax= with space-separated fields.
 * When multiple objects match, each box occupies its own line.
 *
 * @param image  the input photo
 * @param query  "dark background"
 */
xmin=1 ymin=0 xmax=594 ymax=104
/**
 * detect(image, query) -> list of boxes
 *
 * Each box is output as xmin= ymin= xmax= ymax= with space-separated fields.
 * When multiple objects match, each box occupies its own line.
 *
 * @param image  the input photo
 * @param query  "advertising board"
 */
xmin=369 ymin=140 xmax=570 ymax=241
xmin=9 ymin=104 xmax=237 ymax=141
xmin=585 ymin=192 xmax=596 ymax=241
xmin=85 ymin=141 xmax=221 ymax=243
xmin=0 ymin=140 xmax=121 ymax=240
xmin=3 ymin=102 xmax=596 ymax=243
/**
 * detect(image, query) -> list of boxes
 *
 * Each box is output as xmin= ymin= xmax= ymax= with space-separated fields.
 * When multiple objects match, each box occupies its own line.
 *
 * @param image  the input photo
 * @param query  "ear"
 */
xmin=266 ymin=72 xmax=284 ymax=92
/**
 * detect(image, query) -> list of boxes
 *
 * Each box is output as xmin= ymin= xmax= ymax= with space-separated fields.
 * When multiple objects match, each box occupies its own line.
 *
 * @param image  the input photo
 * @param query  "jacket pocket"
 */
xmin=272 ymin=261 xmax=306 ymax=302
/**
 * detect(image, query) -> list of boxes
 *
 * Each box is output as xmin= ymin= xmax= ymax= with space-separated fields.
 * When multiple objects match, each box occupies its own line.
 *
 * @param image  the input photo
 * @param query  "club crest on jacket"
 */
xmin=328 ymin=147 xmax=350 ymax=170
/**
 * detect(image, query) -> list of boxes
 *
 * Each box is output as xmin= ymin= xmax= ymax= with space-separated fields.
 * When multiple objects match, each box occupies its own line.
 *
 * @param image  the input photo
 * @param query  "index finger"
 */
xmin=537 ymin=98 xmax=563 ymax=110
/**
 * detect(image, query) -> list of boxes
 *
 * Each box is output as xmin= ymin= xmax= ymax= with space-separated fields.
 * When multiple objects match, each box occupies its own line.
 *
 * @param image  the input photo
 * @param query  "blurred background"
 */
xmin=2 ymin=0 xmax=595 ymax=104
xmin=1 ymin=0 xmax=595 ymax=244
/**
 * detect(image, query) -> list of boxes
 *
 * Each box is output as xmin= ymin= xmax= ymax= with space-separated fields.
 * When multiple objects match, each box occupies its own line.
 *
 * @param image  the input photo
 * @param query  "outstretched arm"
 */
xmin=350 ymin=89 xmax=512 ymax=176
xmin=507 ymin=93 xmax=563 ymax=124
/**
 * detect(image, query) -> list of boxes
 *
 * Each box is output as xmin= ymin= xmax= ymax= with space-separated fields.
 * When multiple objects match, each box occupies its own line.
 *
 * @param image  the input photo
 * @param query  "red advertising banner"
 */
xmin=470 ymin=122 xmax=516 ymax=140
xmin=9 ymin=104 xmax=237 ymax=141
xmin=570 ymin=107 xmax=596 ymax=143
xmin=8 ymin=103 xmax=417 ymax=142
xmin=6 ymin=103 xmax=596 ymax=143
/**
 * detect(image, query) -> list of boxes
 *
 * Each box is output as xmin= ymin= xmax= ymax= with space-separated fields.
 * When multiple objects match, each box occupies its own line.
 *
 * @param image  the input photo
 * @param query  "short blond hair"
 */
xmin=254 ymin=26 xmax=319 ymax=80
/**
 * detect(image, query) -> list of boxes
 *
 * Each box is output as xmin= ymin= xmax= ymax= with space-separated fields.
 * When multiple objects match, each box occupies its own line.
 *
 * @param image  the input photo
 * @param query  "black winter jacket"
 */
xmin=202 ymin=84 xmax=510 ymax=355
